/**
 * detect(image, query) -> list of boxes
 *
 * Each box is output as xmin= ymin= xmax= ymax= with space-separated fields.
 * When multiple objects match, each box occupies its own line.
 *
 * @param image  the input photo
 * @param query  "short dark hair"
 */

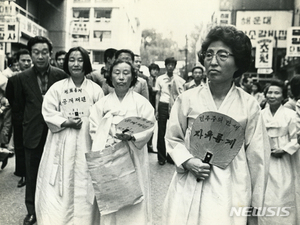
xmin=104 ymin=48 xmax=117 ymax=63
xmin=115 ymin=49 xmax=134 ymax=62
xmin=148 ymin=63 xmax=160 ymax=72
xmin=7 ymin=55 xmax=18 ymax=67
xmin=290 ymin=75 xmax=300 ymax=99
xmin=63 ymin=46 xmax=92 ymax=76
xmin=264 ymin=79 xmax=287 ymax=100
xmin=16 ymin=49 xmax=30 ymax=61
xmin=107 ymin=60 xmax=138 ymax=88
xmin=198 ymin=25 xmax=252 ymax=78
xmin=191 ymin=66 xmax=204 ymax=74
xmin=27 ymin=36 xmax=53 ymax=55
xmin=165 ymin=57 xmax=177 ymax=67
xmin=55 ymin=50 xmax=67 ymax=61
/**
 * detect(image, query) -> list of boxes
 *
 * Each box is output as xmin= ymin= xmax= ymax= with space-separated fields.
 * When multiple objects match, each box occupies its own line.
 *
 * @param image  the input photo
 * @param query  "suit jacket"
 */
xmin=6 ymin=74 xmax=24 ymax=125
xmin=18 ymin=66 xmax=68 ymax=149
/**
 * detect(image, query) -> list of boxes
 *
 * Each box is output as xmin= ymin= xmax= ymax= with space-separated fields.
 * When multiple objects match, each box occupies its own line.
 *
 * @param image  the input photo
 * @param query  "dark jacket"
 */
xmin=18 ymin=66 xmax=67 ymax=149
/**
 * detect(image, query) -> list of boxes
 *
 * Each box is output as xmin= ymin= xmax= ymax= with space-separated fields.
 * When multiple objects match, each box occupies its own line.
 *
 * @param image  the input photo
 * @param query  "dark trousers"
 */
xmin=13 ymin=123 xmax=26 ymax=177
xmin=24 ymin=126 xmax=48 ymax=215
xmin=157 ymin=102 xmax=173 ymax=163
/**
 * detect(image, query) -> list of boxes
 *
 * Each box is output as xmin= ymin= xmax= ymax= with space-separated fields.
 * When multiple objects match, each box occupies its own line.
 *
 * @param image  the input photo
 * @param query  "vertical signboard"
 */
xmin=255 ymin=37 xmax=273 ymax=69
xmin=286 ymin=27 xmax=300 ymax=57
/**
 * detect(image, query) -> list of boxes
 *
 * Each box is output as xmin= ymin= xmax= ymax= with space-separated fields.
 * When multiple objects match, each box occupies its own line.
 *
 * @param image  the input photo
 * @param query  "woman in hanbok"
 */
xmin=89 ymin=60 xmax=155 ymax=225
xmin=260 ymin=80 xmax=299 ymax=225
xmin=162 ymin=25 xmax=271 ymax=225
xmin=35 ymin=47 xmax=104 ymax=225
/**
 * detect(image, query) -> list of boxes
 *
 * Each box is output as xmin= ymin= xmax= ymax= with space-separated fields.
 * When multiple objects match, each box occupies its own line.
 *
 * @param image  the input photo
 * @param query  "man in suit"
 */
xmin=17 ymin=36 xmax=67 ymax=225
xmin=6 ymin=49 xmax=32 ymax=188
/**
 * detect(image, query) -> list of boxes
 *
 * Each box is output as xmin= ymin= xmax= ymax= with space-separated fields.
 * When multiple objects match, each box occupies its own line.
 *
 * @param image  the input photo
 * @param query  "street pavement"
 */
xmin=0 ymin=152 xmax=175 ymax=225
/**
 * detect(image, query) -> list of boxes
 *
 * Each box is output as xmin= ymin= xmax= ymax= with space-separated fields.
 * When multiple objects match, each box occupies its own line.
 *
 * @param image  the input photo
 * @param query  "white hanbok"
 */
xmin=89 ymin=89 xmax=155 ymax=225
xmin=260 ymin=105 xmax=299 ymax=225
xmin=35 ymin=78 xmax=104 ymax=225
xmin=295 ymin=100 xmax=300 ymax=224
xmin=163 ymin=84 xmax=270 ymax=225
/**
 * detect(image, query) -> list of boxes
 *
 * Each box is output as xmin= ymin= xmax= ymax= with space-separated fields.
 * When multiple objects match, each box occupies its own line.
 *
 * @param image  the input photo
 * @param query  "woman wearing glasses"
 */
xmin=162 ymin=25 xmax=270 ymax=225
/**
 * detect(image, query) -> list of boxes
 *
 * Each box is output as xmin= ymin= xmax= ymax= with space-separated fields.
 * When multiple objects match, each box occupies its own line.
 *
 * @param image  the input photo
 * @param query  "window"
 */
xmin=94 ymin=9 xmax=112 ymax=19
xmin=73 ymin=9 xmax=90 ymax=19
xmin=93 ymin=31 xmax=111 ymax=42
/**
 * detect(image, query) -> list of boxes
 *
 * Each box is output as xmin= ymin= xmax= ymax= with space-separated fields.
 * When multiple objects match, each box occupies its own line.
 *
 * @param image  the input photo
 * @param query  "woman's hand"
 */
xmin=61 ymin=117 xmax=82 ymax=129
xmin=271 ymin=148 xmax=286 ymax=158
xmin=182 ymin=157 xmax=211 ymax=181
xmin=115 ymin=133 xmax=135 ymax=141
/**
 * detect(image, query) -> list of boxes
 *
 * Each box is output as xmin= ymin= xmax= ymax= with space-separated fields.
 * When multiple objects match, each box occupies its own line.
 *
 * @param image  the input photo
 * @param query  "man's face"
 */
xmin=56 ymin=54 xmax=65 ymax=69
xmin=166 ymin=63 xmax=176 ymax=75
xmin=117 ymin=53 xmax=133 ymax=63
xmin=18 ymin=54 xmax=32 ymax=71
xmin=31 ymin=43 xmax=51 ymax=71
xmin=134 ymin=56 xmax=142 ymax=70
xmin=11 ymin=62 xmax=19 ymax=72
xmin=193 ymin=68 xmax=203 ymax=81
xmin=150 ymin=69 xmax=159 ymax=77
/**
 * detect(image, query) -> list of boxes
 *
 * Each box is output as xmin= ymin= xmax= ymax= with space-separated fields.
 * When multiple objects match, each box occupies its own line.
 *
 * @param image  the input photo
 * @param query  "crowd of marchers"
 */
xmin=0 ymin=24 xmax=300 ymax=225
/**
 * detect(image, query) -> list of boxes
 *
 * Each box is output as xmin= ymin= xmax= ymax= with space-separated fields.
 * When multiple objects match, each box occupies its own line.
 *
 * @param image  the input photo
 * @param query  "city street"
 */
xmin=0 ymin=152 xmax=175 ymax=225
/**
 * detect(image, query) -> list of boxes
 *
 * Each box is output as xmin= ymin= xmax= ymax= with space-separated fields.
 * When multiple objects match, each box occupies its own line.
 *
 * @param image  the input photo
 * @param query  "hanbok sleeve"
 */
xmin=244 ymin=106 xmax=271 ymax=208
xmin=129 ymin=98 xmax=155 ymax=150
xmin=42 ymin=83 xmax=68 ymax=133
xmin=165 ymin=95 xmax=194 ymax=172
xmin=282 ymin=112 xmax=300 ymax=155
xmin=89 ymin=100 xmax=104 ymax=141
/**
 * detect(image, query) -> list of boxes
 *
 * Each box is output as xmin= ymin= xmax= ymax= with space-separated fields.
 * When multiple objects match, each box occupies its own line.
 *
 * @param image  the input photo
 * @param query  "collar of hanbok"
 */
xmin=91 ymin=89 xmax=136 ymax=151
xmin=203 ymin=82 xmax=237 ymax=113
xmin=67 ymin=76 xmax=88 ymax=88
xmin=263 ymin=105 xmax=288 ymax=137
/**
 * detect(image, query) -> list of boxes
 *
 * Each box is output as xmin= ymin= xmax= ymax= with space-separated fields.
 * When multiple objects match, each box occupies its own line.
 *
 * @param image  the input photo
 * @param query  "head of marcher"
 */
xmin=264 ymin=79 xmax=287 ymax=114
xmin=134 ymin=54 xmax=142 ymax=70
xmin=63 ymin=46 xmax=92 ymax=77
xmin=27 ymin=36 xmax=53 ymax=73
xmin=115 ymin=49 xmax=134 ymax=64
xmin=165 ymin=57 xmax=177 ymax=77
xmin=192 ymin=66 xmax=204 ymax=84
xmin=16 ymin=49 xmax=32 ymax=71
xmin=148 ymin=63 xmax=160 ymax=77
xmin=55 ymin=50 xmax=67 ymax=70
xmin=199 ymin=25 xmax=252 ymax=88
xmin=104 ymin=48 xmax=117 ymax=69
xmin=107 ymin=60 xmax=138 ymax=99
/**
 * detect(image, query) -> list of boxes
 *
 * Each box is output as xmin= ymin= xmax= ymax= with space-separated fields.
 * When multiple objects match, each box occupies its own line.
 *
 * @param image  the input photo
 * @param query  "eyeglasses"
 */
xmin=203 ymin=50 xmax=234 ymax=62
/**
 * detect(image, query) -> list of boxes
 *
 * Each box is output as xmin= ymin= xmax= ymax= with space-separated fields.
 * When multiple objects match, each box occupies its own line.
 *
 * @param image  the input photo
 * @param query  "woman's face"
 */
xmin=68 ymin=50 xmax=84 ymax=78
xmin=204 ymin=40 xmax=238 ymax=85
xmin=111 ymin=62 xmax=133 ymax=93
xmin=266 ymin=85 xmax=283 ymax=107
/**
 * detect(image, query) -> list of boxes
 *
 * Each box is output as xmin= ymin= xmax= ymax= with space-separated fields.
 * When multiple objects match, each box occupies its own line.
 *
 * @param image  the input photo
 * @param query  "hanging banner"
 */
xmin=236 ymin=11 xmax=292 ymax=48
xmin=286 ymin=27 xmax=300 ymax=57
xmin=255 ymin=37 xmax=273 ymax=69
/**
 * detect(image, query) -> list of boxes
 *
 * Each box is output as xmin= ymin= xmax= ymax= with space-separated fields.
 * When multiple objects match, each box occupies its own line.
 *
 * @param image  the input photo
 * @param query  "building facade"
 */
xmin=0 ymin=0 xmax=141 ymax=70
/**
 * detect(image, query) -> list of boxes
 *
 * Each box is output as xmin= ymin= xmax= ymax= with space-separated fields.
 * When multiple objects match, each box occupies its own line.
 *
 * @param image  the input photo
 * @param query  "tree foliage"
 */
xmin=140 ymin=28 xmax=182 ymax=66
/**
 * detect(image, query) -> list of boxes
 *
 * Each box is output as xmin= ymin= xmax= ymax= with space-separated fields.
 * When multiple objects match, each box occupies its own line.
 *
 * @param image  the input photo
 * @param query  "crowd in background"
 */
xmin=0 ymin=24 xmax=300 ymax=225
